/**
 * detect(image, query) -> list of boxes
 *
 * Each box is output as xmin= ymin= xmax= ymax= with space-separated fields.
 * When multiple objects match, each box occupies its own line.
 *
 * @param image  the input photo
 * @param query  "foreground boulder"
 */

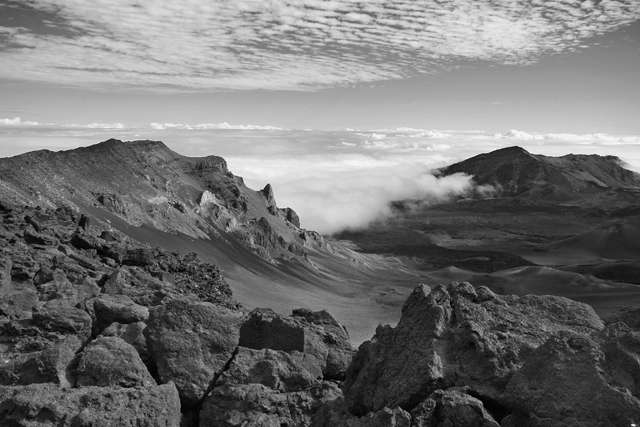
xmin=342 ymin=282 xmax=605 ymax=419
xmin=240 ymin=307 xmax=354 ymax=381
xmin=93 ymin=294 xmax=149 ymax=334
xmin=343 ymin=282 xmax=604 ymax=415
xmin=197 ymin=308 xmax=354 ymax=426
xmin=501 ymin=324 xmax=640 ymax=427
xmin=75 ymin=336 xmax=156 ymax=388
xmin=145 ymin=298 xmax=242 ymax=406
xmin=0 ymin=382 xmax=180 ymax=426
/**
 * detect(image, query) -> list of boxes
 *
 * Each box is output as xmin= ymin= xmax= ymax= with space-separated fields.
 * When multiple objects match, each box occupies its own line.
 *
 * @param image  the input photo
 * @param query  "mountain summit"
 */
xmin=439 ymin=146 xmax=640 ymax=201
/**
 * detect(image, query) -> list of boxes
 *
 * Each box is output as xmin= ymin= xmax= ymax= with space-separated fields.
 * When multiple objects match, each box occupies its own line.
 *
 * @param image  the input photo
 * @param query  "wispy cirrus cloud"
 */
xmin=0 ymin=0 xmax=638 ymax=91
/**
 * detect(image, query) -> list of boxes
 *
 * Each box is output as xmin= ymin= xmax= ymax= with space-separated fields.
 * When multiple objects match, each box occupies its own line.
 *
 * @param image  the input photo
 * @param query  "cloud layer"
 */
xmin=1 ymin=0 xmax=639 ymax=90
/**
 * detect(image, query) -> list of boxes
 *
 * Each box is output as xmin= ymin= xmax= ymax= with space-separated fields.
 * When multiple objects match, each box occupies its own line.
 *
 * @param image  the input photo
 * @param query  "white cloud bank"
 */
xmin=0 ymin=1 xmax=638 ymax=90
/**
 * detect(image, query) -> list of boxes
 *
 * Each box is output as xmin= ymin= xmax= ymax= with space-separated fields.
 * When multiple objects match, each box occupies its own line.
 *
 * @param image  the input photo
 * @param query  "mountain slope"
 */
xmin=439 ymin=146 xmax=640 ymax=202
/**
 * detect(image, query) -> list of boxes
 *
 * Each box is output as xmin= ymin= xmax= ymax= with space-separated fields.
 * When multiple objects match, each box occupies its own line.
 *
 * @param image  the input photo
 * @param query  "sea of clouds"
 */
xmin=1 ymin=121 xmax=639 ymax=234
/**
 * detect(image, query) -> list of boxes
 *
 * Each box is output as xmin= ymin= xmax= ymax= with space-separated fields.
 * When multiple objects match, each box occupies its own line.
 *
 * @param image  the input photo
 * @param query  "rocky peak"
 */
xmin=261 ymin=183 xmax=277 ymax=208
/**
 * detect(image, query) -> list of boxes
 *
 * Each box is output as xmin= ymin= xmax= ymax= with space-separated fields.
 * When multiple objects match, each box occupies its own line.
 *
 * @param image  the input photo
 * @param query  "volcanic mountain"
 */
xmin=439 ymin=145 xmax=640 ymax=203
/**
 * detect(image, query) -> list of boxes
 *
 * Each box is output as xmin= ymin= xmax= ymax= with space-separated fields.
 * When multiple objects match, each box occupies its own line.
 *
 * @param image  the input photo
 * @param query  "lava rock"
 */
xmin=410 ymin=388 xmax=500 ymax=427
xmin=501 ymin=325 xmax=640 ymax=427
xmin=0 ymin=382 xmax=181 ymax=426
xmin=145 ymin=298 xmax=242 ymax=405
xmin=240 ymin=308 xmax=353 ymax=381
xmin=75 ymin=336 xmax=155 ymax=388
xmin=100 ymin=321 xmax=150 ymax=363
xmin=200 ymin=382 xmax=341 ymax=427
xmin=221 ymin=347 xmax=322 ymax=392
xmin=93 ymin=294 xmax=149 ymax=334
xmin=342 ymin=282 xmax=605 ymax=415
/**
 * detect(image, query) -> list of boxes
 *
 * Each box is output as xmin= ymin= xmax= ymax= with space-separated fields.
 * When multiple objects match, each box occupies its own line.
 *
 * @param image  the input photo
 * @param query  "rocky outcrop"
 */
xmin=343 ymin=282 xmax=604 ymax=415
xmin=323 ymin=281 xmax=640 ymax=427
xmin=261 ymin=183 xmax=277 ymax=208
xmin=194 ymin=308 xmax=355 ymax=426
xmin=501 ymin=324 xmax=640 ymax=427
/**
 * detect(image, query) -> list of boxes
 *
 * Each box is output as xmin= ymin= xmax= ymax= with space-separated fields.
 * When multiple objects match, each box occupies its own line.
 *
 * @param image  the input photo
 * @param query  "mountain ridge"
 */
xmin=0 ymin=139 xmax=315 ymax=265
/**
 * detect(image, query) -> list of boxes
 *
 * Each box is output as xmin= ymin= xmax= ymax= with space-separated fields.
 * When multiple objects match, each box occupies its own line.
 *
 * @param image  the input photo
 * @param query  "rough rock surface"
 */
xmin=145 ymin=298 xmax=242 ymax=406
xmin=200 ymin=382 xmax=342 ymax=427
xmin=311 ymin=402 xmax=412 ymax=427
xmin=196 ymin=308 xmax=355 ymax=427
xmin=501 ymin=324 xmax=640 ymax=427
xmin=342 ymin=282 xmax=604 ymax=416
xmin=93 ymin=293 xmax=149 ymax=334
xmin=410 ymin=388 xmax=500 ymax=427
xmin=99 ymin=321 xmax=150 ymax=364
xmin=221 ymin=347 xmax=322 ymax=392
xmin=75 ymin=336 xmax=156 ymax=388
xmin=240 ymin=307 xmax=354 ymax=381
xmin=0 ymin=382 xmax=181 ymax=426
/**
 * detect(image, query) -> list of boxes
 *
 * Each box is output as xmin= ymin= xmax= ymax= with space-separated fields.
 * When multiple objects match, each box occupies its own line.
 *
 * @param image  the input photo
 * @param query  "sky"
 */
xmin=1 ymin=0 xmax=640 ymax=233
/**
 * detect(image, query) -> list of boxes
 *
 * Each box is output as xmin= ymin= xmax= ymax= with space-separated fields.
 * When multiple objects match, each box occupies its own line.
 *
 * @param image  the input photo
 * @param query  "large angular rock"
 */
xmin=93 ymin=294 xmax=149 ymax=334
xmin=0 ymin=382 xmax=180 ymax=426
xmin=240 ymin=308 xmax=354 ymax=381
xmin=32 ymin=299 xmax=93 ymax=338
xmin=343 ymin=282 xmax=604 ymax=415
xmin=200 ymin=382 xmax=341 ymax=427
xmin=0 ymin=284 xmax=38 ymax=319
xmin=501 ymin=325 xmax=640 ymax=427
xmin=75 ymin=336 xmax=155 ymax=388
xmin=145 ymin=298 xmax=242 ymax=405
xmin=0 ymin=336 xmax=78 ymax=387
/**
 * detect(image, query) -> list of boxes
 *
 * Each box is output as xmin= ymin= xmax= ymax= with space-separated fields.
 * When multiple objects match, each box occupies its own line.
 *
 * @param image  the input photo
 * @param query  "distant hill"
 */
xmin=439 ymin=146 xmax=640 ymax=201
